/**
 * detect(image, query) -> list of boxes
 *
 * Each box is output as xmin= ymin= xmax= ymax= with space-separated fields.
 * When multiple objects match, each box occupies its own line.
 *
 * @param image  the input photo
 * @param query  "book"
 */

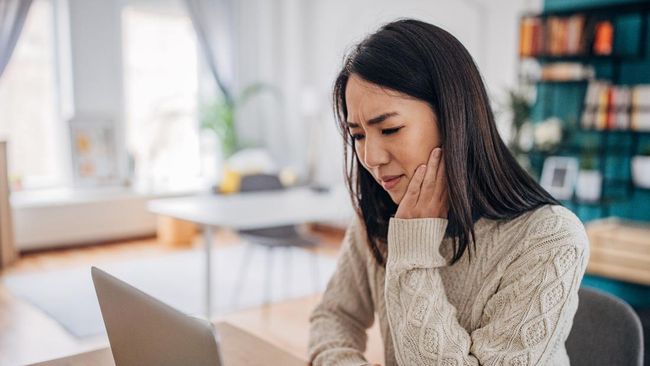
xmin=616 ymin=87 xmax=632 ymax=130
xmin=519 ymin=17 xmax=535 ymax=57
xmin=596 ymin=83 xmax=610 ymax=130
xmin=632 ymin=85 xmax=650 ymax=131
xmin=566 ymin=15 xmax=586 ymax=55
xmin=593 ymin=20 xmax=614 ymax=55
xmin=581 ymin=81 xmax=605 ymax=129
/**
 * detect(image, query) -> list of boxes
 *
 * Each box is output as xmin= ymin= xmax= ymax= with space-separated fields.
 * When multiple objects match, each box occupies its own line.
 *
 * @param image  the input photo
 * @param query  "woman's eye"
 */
xmin=382 ymin=127 xmax=403 ymax=135
xmin=350 ymin=127 xmax=402 ymax=141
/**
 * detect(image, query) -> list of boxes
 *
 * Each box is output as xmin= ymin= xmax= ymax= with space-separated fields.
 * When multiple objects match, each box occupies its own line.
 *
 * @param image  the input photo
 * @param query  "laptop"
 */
xmin=91 ymin=266 xmax=225 ymax=366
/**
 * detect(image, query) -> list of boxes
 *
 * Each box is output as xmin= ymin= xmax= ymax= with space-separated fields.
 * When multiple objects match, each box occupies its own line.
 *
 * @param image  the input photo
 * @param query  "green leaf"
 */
xmin=199 ymin=82 xmax=281 ymax=157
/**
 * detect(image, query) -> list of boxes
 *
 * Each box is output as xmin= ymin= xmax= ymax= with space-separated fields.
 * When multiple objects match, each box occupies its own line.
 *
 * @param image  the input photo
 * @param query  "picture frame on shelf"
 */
xmin=68 ymin=117 xmax=120 ymax=187
xmin=540 ymin=156 xmax=579 ymax=200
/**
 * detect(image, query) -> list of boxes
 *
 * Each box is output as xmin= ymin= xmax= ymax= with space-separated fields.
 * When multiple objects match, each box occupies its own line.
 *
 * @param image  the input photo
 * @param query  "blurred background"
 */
xmin=1 ymin=0 xmax=649 ymax=365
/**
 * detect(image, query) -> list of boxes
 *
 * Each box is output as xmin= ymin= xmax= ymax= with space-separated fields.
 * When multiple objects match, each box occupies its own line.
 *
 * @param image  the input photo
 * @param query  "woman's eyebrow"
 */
xmin=346 ymin=112 xmax=399 ymax=128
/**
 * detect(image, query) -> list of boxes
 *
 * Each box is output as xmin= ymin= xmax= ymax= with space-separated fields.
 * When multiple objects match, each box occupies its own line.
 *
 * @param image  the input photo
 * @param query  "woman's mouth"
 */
xmin=381 ymin=175 xmax=404 ymax=190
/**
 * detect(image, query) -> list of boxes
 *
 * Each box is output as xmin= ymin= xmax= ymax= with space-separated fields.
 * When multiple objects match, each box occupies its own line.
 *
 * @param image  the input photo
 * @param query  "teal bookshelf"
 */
xmin=521 ymin=1 xmax=650 ymax=330
xmin=523 ymin=0 xmax=650 ymax=223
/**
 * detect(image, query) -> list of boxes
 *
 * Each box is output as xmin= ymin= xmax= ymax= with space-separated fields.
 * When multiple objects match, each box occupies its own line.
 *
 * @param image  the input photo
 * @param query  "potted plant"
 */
xmin=500 ymin=87 xmax=537 ymax=175
xmin=575 ymin=148 xmax=602 ymax=202
xmin=200 ymin=83 xmax=279 ymax=159
xmin=534 ymin=117 xmax=564 ymax=153
xmin=505 ymin=88 xmax=533 ymax=155
xmin=199 ymin=83 xmax=280 ymax=193
xmin=632 ymin=146 xmax=650 ymax=189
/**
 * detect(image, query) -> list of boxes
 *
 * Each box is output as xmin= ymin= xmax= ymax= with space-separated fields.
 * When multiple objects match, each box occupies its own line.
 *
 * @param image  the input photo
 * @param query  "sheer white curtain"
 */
xmin=0 ymin=0 xmax=33 ymax=78
xmin=0 ymin=0 xmax=32 ymax=268
xmin=183 ymin=0 xmax=234 ymax=102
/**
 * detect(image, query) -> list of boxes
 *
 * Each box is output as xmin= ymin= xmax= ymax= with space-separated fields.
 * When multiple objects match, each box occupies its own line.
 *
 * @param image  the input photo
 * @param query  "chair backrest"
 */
xmin=566 ymin=287 xmax=644 ymax=366
xmin=239 ymin=174 xmax=284 ymax=193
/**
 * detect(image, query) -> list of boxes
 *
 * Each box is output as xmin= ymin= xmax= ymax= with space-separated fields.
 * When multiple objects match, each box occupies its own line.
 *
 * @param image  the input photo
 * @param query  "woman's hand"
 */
xmin=394 ymin=147 xmax=449 ymax=219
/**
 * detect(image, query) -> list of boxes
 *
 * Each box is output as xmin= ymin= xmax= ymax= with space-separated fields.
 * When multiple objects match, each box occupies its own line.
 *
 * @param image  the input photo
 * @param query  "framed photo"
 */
xmin=69 ymin=118 xmax=120 ymax=187
xmin=540 ymin=156 xmax=579 ymax=200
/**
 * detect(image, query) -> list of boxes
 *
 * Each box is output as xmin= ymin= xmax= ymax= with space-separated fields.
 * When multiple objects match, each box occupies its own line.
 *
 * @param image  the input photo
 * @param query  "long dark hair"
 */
xmin=334 ymin=19 xmax=559 ymax=266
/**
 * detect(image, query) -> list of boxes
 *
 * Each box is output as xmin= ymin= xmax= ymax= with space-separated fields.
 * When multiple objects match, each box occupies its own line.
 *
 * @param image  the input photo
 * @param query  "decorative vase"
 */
xmin=631 ymin=156 xmax=650 ymax=189
xmin=575 ymin=170 xmax=602 ymax=202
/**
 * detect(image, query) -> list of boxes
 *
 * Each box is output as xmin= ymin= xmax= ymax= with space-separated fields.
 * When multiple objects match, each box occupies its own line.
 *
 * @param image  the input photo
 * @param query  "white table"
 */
xmin=147 ymin=185 xmax=352 ymax=318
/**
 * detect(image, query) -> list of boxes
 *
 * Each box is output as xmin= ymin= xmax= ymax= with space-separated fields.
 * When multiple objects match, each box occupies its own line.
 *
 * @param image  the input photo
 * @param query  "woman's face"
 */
xmin=345 ymin=74 xmax=442 ymax=204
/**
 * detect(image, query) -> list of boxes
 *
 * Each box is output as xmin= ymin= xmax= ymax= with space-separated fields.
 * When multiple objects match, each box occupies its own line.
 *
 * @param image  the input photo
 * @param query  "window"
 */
xmin=0 ymin=0 xmax=62 ymax=190
xmin=122 ymin=2 xmax=203 ymax=191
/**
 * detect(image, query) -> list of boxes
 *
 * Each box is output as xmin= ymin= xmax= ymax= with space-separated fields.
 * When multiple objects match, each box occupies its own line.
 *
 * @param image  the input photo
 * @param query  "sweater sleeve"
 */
xmin=384 ymin=212 xmax=589 ymax=366
xmin=308 ymin=217 xmax=376 ymax=366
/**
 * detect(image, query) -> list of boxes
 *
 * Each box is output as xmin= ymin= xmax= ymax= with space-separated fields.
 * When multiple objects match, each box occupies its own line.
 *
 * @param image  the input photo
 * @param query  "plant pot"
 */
xmin=631 ymin=156 xmax=650 ymax=189
xmin=575 ymin=170 xmax=602 ymax=202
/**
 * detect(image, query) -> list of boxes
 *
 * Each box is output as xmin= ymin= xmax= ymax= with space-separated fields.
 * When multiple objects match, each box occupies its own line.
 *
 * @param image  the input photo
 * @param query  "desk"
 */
xmin=147 ymin=186 xmax=352 ymax=318
xmin=28 ymin=322 xmax=307 ymax=366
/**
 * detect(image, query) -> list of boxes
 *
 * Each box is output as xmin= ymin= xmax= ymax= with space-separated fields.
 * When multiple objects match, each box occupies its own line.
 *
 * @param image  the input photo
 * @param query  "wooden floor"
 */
xmin=0 ymin=225 xmax=385 ymax=366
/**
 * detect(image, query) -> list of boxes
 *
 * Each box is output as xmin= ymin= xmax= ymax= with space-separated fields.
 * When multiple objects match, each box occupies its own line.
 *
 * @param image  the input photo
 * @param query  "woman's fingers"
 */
xmin=434 ymin=155 xmax=449 ymax=217
xmin=401 ymin=164 xmax=426 ymax=209
xmin=395 ymin=147 xmax=447 ymax=219
xmin=419 ymin=147 xmax=441 ymax=203
xmin=434 ymin=154 xmax=445 ymax=199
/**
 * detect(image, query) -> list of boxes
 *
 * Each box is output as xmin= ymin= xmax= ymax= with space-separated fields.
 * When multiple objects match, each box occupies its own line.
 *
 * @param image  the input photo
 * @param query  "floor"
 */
xmin=0 ymin=225 xmax=388 ymax=366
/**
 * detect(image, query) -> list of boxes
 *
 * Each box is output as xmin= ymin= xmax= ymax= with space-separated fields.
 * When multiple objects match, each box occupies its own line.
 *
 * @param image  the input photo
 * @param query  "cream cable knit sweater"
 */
xmin=308 ymin=205 xmax=589 ymax=366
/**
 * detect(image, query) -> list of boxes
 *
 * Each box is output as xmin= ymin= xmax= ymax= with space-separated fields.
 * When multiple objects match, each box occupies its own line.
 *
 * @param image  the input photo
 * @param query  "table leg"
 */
xmin=203 ymin=225 xmax=214 ymax=318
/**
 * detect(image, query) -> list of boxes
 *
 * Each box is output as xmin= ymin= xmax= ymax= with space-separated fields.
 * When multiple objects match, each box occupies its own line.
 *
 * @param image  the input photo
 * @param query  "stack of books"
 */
xmin=519 ymin=15 xmax=589 ymax=57
xmin=581 ymin=82 xmax=650 ymax=131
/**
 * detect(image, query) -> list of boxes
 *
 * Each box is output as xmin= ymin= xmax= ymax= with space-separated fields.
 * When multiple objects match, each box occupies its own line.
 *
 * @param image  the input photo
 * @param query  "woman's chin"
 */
xmin=387 ymin=190 xmax=404 ymax=205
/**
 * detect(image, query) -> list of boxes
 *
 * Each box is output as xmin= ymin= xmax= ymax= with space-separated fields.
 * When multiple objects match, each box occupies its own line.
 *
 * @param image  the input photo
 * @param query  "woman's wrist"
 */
xmin=387 ymin=217 xmax=448 ymax=268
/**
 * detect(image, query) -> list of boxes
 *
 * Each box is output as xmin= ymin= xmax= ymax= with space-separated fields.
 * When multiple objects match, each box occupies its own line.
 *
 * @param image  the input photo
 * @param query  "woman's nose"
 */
xmin=363 ymin=138 xmax=390 ymax=168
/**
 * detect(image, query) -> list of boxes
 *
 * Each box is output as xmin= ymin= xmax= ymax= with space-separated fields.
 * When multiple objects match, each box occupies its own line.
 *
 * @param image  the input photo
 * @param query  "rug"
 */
xmin=2 ymin=244 xmax=337 ymax=338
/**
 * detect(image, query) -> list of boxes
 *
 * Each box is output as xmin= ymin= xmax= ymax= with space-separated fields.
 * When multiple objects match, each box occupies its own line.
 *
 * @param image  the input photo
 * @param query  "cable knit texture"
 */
xmin=308 ymin=205 xmax=589 ymax=366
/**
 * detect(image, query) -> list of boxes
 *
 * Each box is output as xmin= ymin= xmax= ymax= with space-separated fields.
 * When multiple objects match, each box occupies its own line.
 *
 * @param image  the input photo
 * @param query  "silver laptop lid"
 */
xmin=91 ymin=267 xmax=224 ymax=366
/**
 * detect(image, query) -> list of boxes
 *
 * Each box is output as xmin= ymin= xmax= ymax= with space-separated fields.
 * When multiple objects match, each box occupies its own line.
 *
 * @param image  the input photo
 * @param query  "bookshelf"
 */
xmin=518 ymin=1 xmax=650 ymax=222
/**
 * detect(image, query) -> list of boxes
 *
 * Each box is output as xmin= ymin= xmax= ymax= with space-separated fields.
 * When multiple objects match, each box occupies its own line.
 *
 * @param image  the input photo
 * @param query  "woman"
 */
xmin=308 ymin=19 xmax=589 ymax=366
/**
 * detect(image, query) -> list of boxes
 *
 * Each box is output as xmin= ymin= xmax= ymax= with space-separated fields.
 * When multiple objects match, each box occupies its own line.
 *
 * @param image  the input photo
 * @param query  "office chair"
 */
xmin=231 ymin=173 xmax=321 ymax=306
xmin=566 ymin=287 xmax=644 ymax=366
